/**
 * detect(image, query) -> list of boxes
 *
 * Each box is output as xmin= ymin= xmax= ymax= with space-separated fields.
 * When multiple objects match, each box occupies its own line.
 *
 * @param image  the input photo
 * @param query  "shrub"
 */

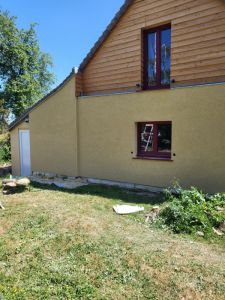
xmin=0 ymin=133 xmax=11 ymax=163
xmin=160 ymin=185 xmax=225 ymax=236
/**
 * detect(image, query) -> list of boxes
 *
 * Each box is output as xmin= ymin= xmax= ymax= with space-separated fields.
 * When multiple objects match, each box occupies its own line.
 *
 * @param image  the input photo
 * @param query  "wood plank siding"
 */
xmin=75 ymin=72 xmax=83 ymax=97
xmin=79 ymin=0 xmax=225 ymax=95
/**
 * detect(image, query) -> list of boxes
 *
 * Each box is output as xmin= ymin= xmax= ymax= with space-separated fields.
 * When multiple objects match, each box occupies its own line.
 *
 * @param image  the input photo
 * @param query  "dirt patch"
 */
xmin=0 ymin=226 xmax=5 ymax=235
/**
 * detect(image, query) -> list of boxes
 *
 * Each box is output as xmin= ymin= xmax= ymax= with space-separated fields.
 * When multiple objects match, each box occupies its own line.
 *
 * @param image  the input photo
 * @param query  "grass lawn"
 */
xmin=0 ymin=183 xmax=224 ymax=299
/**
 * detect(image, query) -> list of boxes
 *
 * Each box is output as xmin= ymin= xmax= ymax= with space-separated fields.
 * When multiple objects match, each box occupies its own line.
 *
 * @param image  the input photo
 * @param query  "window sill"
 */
xmin=133 ymin=156 xmax=173 ymax=161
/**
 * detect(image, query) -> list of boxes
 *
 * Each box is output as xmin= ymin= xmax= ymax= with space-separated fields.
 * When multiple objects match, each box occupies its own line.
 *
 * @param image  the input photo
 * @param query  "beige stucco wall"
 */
xmin=78 ymin=84 xmax=225 ymax=193
xmin=10 ymin=122 xmax=30 ymax=176
xmin=10 ymin=80 xmax=225 ymax=193
xmin=29 ymin=75 xmax=78 ymax=177
xmin=10 ymin=76 xmax=78 ymax=178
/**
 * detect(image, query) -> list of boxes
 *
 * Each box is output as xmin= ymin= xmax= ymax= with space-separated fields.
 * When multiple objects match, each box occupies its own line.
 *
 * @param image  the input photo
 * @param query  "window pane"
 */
xmin=140 ymin=123 xmax=154 ymax=152
xmin=158 ymin=124 xmax=171 ymax=153
xmin=147 ymin=32 xmax=157 ymax=87
xmin=161 ymin=28 xmax=171 ymax=86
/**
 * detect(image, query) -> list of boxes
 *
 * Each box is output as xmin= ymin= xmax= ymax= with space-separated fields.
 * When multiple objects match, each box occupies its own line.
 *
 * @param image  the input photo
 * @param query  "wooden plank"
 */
xmin=82 ymin=86 xmax=138 ymax=96
xmin=84 ymin=66 xmax=140 ymax=80
xmin=102 ymin=33 xmax=141 ymax=48
xmin=109 ymin=9 xmax=225 ymax=40
xmin=173 ymin=30 xmax=225 ymax=48
xmin=172 ymin=24 xmax=225 ymax=43
xmin=174 ymin=75 xmax=225 ymax=85
xmin=124 ymin=0 xmax=221 ymax=27
xmin=172 ymin=50 xmax=225 ymax=66
xmin=172 ymin=64 xmax=225 ymax=77
xmin=83 ymin=73 xmax=139 ymax=86
xmin=115 ymin=0 xmax=194 ymax=32
xmin=92 ymin=44 xmax=140 ymax=60
xmin=84 ymin=62 xmax=140 ymax=77
xmin=171 ymin=57 xmax=225 ymax=73
xmin=172 ymin=14 xmax=225 ymax=37
xmin=97 ymin=1 xmax=222 ymax=46
xmin=172 ymin=44 xmax=225 ymax=62
xmin=176 ymin=70 xmax=225 ymax=82
xmin=84 ymin=80 xmax=138 ymax=92
xmin=85 ymin=58 xmax=140 ymax=72
xmin=85 ymin=57 xmax=140 ymax=71
xmin=85 ymin=51 xmax=140 ymax=67
xmin=172 ymin=38 xmax=225 ymax=54
xmin=125 ymin=0 xmax=215 ymax=22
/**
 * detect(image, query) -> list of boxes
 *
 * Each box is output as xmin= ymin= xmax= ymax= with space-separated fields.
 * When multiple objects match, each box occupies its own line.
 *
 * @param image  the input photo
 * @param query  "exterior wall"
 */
xmin=10 ymin=77 xmax=225 ymax=193
xmin=29 ymin=76 xmax=78 ymax=177
xmin=10 ymin=122 xmax=30 ymax=176
xmin=81 ymin=0 xmax=225 ymax=95
xmin=78 ymin=84 xmax=225 ymax=193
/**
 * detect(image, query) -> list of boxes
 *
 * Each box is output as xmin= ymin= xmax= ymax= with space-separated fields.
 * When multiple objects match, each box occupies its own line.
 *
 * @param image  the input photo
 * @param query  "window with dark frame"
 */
xmin=143 ymin=25 xmax=171 ymax=90
xmin=137 ymin=122 xmax=172 ymax=159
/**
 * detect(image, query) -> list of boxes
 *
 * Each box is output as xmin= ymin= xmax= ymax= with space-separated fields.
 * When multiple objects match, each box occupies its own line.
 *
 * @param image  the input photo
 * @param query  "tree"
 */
xmin=0 ymin=10 xmax=54 ymax=118
xmin=0 ymin=99 xmax=8 ymax=133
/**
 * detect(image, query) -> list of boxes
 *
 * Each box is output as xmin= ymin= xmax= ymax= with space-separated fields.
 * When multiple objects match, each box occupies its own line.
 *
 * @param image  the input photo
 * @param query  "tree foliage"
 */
xmin=0 ymin=99 xmax=8 ymax=132
xmin=0 ymin=10 xmax=54 ymax=118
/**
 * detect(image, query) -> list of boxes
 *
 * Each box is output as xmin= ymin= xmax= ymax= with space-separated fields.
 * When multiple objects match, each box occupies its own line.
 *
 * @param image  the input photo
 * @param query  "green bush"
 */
xmin=0 ymin=134 xmax=11 ymax=163
xmin=160 ymin=185 xmax=225 ymax=236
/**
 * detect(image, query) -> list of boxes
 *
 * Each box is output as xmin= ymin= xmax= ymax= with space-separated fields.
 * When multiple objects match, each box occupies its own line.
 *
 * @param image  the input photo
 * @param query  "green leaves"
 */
xmin=0 ymin=10 xmax=55 ymax=118
xmin=0 ymin=133 xmax=11 ymax=162
xmin=160 ymin=186 xmax=225 ymax=237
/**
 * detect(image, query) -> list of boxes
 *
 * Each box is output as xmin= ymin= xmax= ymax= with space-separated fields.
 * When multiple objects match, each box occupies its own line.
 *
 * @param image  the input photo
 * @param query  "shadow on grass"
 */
xmin=3 ymin=186 xmax=28 ymax=195
xmin=30 ymin=182 xmax=166 ymax=206
xmin=31 ymin=182 xmax=167 ymax=205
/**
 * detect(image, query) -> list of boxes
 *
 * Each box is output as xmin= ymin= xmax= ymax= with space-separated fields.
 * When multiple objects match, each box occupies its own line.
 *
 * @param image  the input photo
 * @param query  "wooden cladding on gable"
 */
xmin=75 ymin=72 xmax=83 ymax=97
xmin=80 ymin=0 xmax=225 ymax=95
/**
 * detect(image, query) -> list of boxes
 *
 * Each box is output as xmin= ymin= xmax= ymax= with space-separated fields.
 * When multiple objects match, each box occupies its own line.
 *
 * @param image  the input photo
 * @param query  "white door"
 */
xmin=19 ymin=130 xmax=31 ymax=177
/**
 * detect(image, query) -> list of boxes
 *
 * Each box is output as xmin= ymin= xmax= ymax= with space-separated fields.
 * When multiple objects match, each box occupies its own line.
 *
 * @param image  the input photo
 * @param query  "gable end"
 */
xmin=78 ymin=0 xmax=135 ymax=72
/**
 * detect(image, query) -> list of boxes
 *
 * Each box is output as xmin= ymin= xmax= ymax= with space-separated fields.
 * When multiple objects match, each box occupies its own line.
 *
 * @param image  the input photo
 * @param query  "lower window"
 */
xmin=137 ymin=121 xmax=172 ymax=159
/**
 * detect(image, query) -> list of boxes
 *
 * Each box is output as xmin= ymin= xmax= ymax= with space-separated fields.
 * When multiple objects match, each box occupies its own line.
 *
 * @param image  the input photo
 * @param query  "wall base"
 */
xmin=86 ymin=178 xmax=163 ymax=193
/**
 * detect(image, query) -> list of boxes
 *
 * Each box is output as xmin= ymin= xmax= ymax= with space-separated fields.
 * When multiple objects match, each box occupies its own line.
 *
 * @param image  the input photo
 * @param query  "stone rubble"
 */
xmin=29 ymin=175 xmax=88 ymax=190
xmin=196 ymin=231 xmax=205 ymax=237
xmin=145 ymin=206 xmax=161 ymax=222
xmin=2 ymin=178 xmax=30 ymax=195
xmin=213 ymin=227 xmax=224 ymax=236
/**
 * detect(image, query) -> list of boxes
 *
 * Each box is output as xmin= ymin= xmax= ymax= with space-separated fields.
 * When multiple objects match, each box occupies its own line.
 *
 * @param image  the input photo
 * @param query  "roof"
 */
xmin=9 ymin=69 xmax=76 ymax=131
xmin=78 ymin=0 xmax=134 ymax=72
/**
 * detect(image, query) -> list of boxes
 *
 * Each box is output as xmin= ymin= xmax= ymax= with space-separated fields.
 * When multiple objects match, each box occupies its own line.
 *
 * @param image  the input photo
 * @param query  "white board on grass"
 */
xmin=113 ymin=205 xmax=144 ymax=215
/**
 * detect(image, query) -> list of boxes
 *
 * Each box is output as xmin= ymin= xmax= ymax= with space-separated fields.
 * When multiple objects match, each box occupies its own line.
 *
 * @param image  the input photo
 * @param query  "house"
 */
xmin=9 ymin=0 xmax=225 ymax=193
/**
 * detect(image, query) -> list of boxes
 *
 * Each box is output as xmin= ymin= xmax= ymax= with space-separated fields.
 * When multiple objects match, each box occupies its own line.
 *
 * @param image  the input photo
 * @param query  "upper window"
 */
xmin=137 ymin=121 xmax=172 ymax=159
xmin=143 ymin=25 xmax=171 ymax=90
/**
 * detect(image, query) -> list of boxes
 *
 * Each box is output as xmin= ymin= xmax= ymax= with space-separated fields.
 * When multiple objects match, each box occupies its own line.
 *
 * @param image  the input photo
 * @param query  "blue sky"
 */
xmin=0 ymin=0 xmax=124 ymax=87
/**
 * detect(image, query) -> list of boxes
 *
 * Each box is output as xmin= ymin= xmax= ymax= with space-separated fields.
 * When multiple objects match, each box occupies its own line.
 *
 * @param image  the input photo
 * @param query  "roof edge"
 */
xmin=78 ymin=0 xmax=134 ymax=72
xmin=9 ymin=68 xmax=76 ymax=131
